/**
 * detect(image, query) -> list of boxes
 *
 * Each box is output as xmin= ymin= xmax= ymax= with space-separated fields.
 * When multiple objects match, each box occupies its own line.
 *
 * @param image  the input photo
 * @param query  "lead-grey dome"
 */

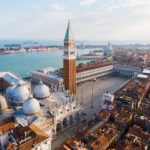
xmin=6 ymin=82 xmax=16 ymax=99
xmin=33 ymin=80 xmax=50 ymax=100
xmin=106 ymin=42 xmax=113 ymax=51
xmin=12 ymin=80 xmax=30 ymax=105
xmin=22 ymin=95 xmax=40 ymax=116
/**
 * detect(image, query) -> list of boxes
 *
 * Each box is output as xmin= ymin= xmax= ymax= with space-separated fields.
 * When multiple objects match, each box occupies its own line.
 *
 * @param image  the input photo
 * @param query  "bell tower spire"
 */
xmin=64 ymin=19 xmax=74 ymax=42
xmin=63 ymin=20 xmax=76 ymax=94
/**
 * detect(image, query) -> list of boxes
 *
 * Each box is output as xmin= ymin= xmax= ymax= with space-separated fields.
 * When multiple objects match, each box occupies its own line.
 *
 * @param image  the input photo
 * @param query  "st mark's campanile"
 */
xmin=63 ymin=20 xmax=76 ymax=94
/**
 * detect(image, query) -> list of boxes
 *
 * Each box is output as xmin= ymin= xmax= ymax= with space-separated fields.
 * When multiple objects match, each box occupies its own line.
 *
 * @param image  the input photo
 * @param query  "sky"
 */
xmin=0 ymin=0 xmax=150 ymax=41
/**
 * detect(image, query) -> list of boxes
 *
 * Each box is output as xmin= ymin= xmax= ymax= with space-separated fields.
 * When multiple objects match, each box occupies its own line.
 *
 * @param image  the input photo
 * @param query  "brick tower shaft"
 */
xmin=63 ymin=20 xmax=76 ymax=94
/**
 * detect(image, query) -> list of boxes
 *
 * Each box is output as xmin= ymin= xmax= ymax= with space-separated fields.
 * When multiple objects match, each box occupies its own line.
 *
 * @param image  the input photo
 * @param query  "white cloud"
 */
xmin=105 ymin=0 xmax=150 ymax=12
xmin=120 ymin=0 xmax=150 ymax=8
xmin=33 ymin=5 xmax=40 ymax=9
xmin=51 ymin=3 xmax=66 ymax=11
xmin=16 ymin=10 xmax=74 ymax=40
xmin=0 ymin=17 xmax=15 ymax=22
xmin=72 ymin=0 xmax=150 ymax=41
xmin=80 ymin=0 xmax=96 ymax=6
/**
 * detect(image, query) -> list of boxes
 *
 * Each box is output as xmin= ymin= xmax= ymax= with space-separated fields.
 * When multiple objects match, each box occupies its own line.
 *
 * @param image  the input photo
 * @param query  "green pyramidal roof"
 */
xmin=64 ymin=20 xmax=74 ymax=41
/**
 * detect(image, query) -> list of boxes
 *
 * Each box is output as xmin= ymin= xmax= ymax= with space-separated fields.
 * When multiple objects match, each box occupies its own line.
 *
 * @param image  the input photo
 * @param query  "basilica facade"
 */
xmin=0 ymin=75 xmax=83 ymax=140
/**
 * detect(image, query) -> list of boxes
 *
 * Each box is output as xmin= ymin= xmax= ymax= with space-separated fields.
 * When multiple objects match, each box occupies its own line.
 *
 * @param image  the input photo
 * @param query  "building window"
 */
xmin=64 ymin=51 xmax=68 ymax=55
xmin=70 ymin=51 xmax=75 ymax=55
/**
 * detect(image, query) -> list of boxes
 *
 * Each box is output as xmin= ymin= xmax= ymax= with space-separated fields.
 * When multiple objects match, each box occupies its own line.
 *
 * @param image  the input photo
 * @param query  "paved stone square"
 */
xmin=52 ymin=76 xmax=128 ymax=150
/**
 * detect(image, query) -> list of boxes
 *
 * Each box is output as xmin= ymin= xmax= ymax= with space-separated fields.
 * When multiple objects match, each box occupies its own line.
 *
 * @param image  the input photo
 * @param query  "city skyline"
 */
xmin=0 ymin=2 xmax=150 ymax=149
xmin=0 ymin=0 xmax=150 ymax=41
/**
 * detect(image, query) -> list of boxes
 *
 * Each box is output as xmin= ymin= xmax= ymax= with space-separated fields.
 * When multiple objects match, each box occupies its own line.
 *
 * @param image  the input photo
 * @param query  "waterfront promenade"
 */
xmin=52 ymin=76 xmax=128 ymax=150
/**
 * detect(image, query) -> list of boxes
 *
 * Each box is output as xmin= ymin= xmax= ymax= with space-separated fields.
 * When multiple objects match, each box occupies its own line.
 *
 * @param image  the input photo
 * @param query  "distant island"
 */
xmin=24 ymin=41 xmax=39 ymax=45
xmin=4 ymin=44 xmax=22 ymax=48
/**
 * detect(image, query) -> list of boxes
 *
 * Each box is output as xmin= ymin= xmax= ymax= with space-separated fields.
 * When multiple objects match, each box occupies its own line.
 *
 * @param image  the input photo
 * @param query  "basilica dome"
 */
xmin=22 ymin=95 xmax=40 ymax=116
xmin=12 ymin=80 xmax=30 ymax=105
xmin=33 ymin=80 xmax=50 ymax=100
xmin=0 ymin=95 xmax=8 ymax=111
xmin=106 ymin=42 xmax=113 ymax=51
xmin=6 ymin=82 xmax=16 ymax=99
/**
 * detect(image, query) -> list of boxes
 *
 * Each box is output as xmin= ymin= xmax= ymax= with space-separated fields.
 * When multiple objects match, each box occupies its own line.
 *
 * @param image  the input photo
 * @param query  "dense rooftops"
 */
xmin=76 ymin=60 xmax=114 ymax=73
xmin=56 ymin=70 xmax=150 ymax=150
xmin=7 ymin=124 xmax=49 ymax=150
xmin=0 ymin=122 xmax=15 ymax=135
xmin=56 ymin=102 xmax=133 ymax=150
xmin=114 ymin=75 xmax=149 ymax=108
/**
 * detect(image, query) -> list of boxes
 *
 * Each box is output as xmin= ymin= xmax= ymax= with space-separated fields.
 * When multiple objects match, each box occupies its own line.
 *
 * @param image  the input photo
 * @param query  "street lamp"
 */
xmin=91 ymin=84 xmax=94 ymax=109
xmin=81 ymin=85 xmax=84 ymax=105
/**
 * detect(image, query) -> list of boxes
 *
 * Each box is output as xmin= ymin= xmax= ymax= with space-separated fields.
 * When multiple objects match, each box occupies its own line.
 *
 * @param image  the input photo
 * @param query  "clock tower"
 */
xmin=63 ymin=20 xmax=76 ymax=94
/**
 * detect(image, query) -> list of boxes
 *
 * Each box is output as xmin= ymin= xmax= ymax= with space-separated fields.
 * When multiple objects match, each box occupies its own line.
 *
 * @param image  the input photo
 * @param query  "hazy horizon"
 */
xmin=1 ymin=39 xmax=150 ymax=47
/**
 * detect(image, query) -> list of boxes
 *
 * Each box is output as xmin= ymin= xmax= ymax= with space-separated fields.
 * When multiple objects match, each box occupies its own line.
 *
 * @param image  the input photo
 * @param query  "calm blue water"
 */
xmin=0 ymin=49 xmax=92 ymax=77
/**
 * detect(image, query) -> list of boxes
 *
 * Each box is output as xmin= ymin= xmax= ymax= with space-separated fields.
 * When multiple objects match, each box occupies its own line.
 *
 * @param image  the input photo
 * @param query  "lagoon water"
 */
xmin=1 ymin=39 xmax=148 ymax=78
xmin=0 ymin=49 xmax=92 ymax=77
